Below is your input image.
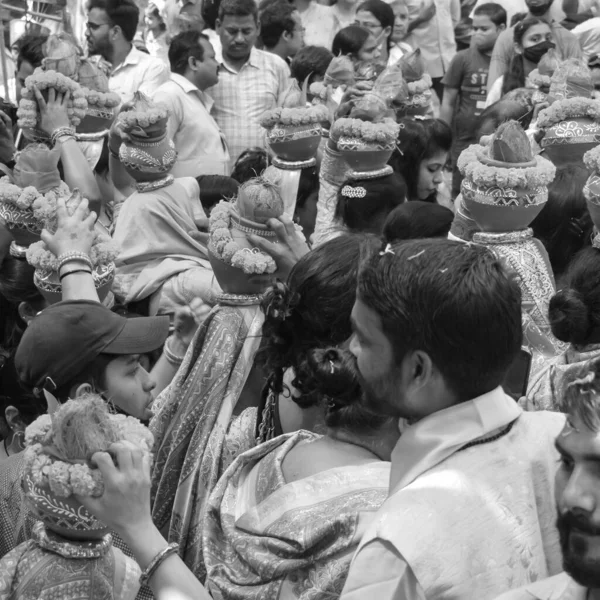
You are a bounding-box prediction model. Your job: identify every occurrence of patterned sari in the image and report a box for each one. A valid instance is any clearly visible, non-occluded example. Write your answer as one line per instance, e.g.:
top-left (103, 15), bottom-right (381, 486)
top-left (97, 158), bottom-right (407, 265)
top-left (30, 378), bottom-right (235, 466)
top-left (150, 301), bottom-right (264, 582)
top-left (204, 430), bottom-right (390, 600)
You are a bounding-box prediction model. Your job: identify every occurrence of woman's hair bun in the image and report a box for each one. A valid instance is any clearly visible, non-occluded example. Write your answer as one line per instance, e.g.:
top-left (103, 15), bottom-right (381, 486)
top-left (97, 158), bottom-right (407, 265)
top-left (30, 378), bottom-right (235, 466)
top-left (549, 287), bottom-right (591, 345)
top-left (307, 347), bottom-right (362, 408)
top-left (261, 280), bottom-right (297, 323)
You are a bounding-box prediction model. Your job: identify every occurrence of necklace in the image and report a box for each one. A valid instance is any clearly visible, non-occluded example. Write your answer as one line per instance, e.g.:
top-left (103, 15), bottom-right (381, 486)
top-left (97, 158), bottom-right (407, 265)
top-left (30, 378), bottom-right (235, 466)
top-left (459, 420), bottom-right (515, 452)
top-left (2, 436), bottom-right (10, 458)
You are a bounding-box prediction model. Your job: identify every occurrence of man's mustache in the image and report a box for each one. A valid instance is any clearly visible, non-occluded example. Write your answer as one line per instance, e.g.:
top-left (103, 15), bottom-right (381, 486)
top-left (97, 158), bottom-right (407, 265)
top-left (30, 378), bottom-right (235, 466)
top-left (558, 511), bottom-right (600, 536)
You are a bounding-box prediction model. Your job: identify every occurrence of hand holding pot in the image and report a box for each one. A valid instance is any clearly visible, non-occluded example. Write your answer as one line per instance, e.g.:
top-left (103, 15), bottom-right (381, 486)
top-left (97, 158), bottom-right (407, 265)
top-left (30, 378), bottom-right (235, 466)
top-left (33, 86), bottom-right (71, 136)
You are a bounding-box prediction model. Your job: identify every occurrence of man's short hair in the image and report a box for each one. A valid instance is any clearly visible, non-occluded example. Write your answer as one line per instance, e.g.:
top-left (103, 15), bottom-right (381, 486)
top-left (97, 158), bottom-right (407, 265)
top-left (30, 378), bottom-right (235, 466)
top-left (87, 0), bottom-right (140, 42)
top-left (218, 0), bottom-right (258, 23)
top-left (290, 45), bottom-right (333, 87)
top-left (260, 2), bottom-right (297, 49)
top-left (16, 33), bottom-right (48, 69)
top-left (168, 31), bottom-right (208, 74)
top-left (560, 358), bottom-right (600, 433)
top-left (473, 2), bottom-right (508, 26)
top-left (358, 239), bottom-right (522, 401)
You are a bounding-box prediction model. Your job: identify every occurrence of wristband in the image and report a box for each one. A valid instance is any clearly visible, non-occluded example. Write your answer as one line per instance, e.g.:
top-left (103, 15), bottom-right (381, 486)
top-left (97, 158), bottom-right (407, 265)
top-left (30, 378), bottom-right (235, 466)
top-left (139, 542), bottom-right (179, 586)
top-left (57, 252), bottom-right (93, 272)
top-left (59, 268), bottom-right (93, 282)
top-left (163, 336), bottom-right (186, 366)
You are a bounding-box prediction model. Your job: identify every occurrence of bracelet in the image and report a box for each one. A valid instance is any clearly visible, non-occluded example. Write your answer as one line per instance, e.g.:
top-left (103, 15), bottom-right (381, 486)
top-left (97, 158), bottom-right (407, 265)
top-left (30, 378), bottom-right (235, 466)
top-left (59, 268), bottom-right (93, 282)
top-left (55, 133), bottom-right (76, 146)
top-left (139, 542), bottom-right (179, 586)
top-left (57, 252), bottom-right (93, 272)
top-left (163, 336), bottom-right (185, 366)
top-left (109, 147), bottom-right (120, 159)
top-left (51, 126), bottom-right (75, 146)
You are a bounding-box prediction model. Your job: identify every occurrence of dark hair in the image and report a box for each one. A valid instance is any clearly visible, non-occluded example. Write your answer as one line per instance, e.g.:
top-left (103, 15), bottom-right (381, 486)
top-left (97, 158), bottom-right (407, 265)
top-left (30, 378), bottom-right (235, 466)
top-left (168, 31), bottom-right (208, 74)
top-left (147, 4), bottom-right (167, 31)
top-left (356, 0), bottom-right (394, 49)
top-left (196, 174), bottom-right (240, 214)
top-left (16, 33), bottom-right (49, 69)
top-left (358, 239), bottom-right (522, 401)
top-left (473, 2), bottom-right (507, 26)
top-left (559, 357), bottom-right (600, 432)
top-left (531, 164), bottom-right (592, 282)
top-left (475, 99), bottom-right (533, 139)
top-left (291, 45), bottom-right (334, 87)
top-left (549, 247), bottom-right (600, 346)
top-left (502, 17), bottom-right (546, 96)
top-left (87, 0), bottom-right (140, 42)
top-left (0, 257), bottom-right (44, 354)
top-left (383, 200), bottom-right (454, 241)
top-left (510, 10), bottom-right (528, 26)
top-left (307, 348), bottom-right (389, 432)
top-left (332, 24), bottom-right (371, 58)
top-left (0, 357), bottom-right (46, 425)
top-left (260, 2), bottom-right (297, 49)
top-left (202, 0), bottom-right (222, 29)
top-left (50, 353), bottom-right (115, 403)
top-left (259, 233), bottom-right (379, 408)
top-left (295, 164), bottom-right (319, 211)
top-left (231, 147), bottom-right (270, 183)
top-left (390, 118), bottom-right (452, 202)
top-left (335, 172), bottom-right (406, 234)
top-left (218, 0), bottom-right (258, 23)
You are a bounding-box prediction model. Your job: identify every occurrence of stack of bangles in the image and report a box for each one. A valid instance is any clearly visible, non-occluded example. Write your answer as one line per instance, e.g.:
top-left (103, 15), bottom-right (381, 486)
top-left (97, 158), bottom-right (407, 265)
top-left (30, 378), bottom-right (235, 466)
top-left (51, 127), bottom-right (76, 147)
top-left (139, 543), bottom-right (179, 586)
top-left (57, 251), bottom-right (93, 282)
top-left (163, 336), bottom-right (186, 366)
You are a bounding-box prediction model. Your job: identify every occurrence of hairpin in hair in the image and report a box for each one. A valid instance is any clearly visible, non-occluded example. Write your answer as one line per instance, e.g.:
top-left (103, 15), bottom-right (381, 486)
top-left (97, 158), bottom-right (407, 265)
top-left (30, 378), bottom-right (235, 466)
top-left (341, 185), bottom-right (367, 199)
top-left (329, 360), bottom-right (336, 375)
top-left (569, 217), bottom-right (584, 239)
top-left (593, 233), bottom-right (600, 250)
top-left (379, 243), bottom-right (395, 256)
top-left (9, 242), bottom-right (27, 258)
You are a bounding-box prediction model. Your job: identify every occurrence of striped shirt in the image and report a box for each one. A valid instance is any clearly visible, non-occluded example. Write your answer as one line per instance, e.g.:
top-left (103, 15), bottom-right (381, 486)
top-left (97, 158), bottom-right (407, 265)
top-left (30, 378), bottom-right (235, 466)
top-left (208, 47), bottom-right (289, 169)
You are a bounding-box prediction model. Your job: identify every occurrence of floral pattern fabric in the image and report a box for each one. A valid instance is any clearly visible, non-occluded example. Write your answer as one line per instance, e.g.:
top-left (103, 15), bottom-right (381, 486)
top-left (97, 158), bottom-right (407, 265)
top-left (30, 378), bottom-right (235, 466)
top-left (204, 430), bottom-right (391, 600)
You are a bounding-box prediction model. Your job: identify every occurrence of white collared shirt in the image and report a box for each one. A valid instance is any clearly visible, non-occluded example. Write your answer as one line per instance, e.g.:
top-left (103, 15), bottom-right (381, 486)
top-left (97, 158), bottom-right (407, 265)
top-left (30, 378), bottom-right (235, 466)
top-left (109, 45), bottom-right (170, 104)
top-left (207, 47), bottom-right (289, 167)
top-left (153, 73), bottom-right (230, 177)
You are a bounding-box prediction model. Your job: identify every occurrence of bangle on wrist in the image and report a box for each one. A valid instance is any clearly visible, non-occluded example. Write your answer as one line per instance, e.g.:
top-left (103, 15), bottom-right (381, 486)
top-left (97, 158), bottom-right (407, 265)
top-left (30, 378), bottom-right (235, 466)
top-left (57, 251), bottom-right (93, 272)
top-left (139, 542), bottom-right (179, 587)
top-left (59, 268), bottom-right (93, 282)
top-left (51, 126), bottom-right (75, 147)
top-left (163, 335), bottom-right (185, 366)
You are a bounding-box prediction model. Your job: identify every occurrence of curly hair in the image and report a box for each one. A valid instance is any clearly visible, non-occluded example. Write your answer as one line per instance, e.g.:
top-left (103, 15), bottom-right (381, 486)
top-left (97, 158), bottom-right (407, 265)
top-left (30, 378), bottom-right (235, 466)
top-left (258, 233), bottom-right (379, 409)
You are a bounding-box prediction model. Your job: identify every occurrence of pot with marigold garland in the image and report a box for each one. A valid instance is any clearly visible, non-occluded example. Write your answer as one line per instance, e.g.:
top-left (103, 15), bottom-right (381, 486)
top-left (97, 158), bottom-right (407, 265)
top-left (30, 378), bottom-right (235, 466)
top-left (583, 144), bottom-right (600, 231)
top-left (457, 120), bottom-right (565, 375)
top-left (0, 394), bottom-right (151, 600)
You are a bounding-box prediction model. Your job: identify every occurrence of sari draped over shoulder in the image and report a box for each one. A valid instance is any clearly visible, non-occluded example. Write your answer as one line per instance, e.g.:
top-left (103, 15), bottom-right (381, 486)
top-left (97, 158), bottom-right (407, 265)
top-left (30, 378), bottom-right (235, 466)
top-left (524, 343), bottom-right (600, 411)
top-left (150, 302), bottom-right (264, 582)
top-left (204, 430), bottom-right (391, 600)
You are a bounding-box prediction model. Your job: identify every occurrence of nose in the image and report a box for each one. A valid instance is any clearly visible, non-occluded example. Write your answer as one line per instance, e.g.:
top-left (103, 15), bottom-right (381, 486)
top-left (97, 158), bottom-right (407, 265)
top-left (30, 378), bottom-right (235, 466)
top-left (433, 171), bottom-right (443, 185)
top-left (142, 368), bottom-right (157, 393)
top-left (234, 31), bottom-right (245, 43)
top-left (561, 467), bottom-right (597, 514)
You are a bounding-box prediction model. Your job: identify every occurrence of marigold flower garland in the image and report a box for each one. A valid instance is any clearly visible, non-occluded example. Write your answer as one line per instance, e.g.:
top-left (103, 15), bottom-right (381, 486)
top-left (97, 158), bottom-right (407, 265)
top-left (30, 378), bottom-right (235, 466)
top-left (331, 117), bottom-right (400, 144)
top-left (24, 411), bottom-right (153, 497)
top-left (209, 201), bottom-right (277, 275)
top-left (260, 105), bottom-right (330, 129)
top-left (83, 88), bottom-right (121, 111)
top-left (584, 144), bottom-right (600, 173)
top-left (457, 144), bottom-right (556, 188)
top-left (406, 73), bottom-right (432, 96)
top-left (528, 69), bottom-right (551, 90)
top-left (537, 97), bottom-right (600, 129)
top-left (117, 104), bottom-right (169, 130)
top-left (0, 176), bottom-right (41, 210)
top-left (17, 69), bottom-right (88, 129)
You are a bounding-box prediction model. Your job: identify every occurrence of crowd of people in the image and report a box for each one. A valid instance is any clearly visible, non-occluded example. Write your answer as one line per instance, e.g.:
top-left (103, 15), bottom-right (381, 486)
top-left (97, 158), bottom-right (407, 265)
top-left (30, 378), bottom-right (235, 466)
top-left (2, 0), bottom-right (600, 598)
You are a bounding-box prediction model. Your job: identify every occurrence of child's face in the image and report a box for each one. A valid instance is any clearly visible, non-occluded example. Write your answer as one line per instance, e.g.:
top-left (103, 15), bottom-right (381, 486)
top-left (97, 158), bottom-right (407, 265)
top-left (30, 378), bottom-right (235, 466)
top-left (357, 34), bottom-right (382, 63)
top-left (472, 15), bottom-right (502, 52)
top-left (391, 3), bottom-right (409, 43)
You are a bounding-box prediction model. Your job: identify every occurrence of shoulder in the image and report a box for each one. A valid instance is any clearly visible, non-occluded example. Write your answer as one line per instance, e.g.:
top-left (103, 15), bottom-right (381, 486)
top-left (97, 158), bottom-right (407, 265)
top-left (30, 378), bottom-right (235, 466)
top-left (493, 26), bottom-right (515, 50)
top-left (494, 572), bottom-right (580, 600)
top-left (552, 22), bottom-right (579, 41)
top-left (255, 49), bottom-right (289, 72)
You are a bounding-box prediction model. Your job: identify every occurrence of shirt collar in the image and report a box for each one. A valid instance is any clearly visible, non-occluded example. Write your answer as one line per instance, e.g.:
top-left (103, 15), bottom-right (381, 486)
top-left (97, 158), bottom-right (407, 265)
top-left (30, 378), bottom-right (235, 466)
top-left (389, 387), bottom-right (522, 493)
top-left (220, 46), bottom-right (260, 73)
top-left (169, 73), bottom-right (214, 110)
top-left (114, 45), bottom-right (143, 71)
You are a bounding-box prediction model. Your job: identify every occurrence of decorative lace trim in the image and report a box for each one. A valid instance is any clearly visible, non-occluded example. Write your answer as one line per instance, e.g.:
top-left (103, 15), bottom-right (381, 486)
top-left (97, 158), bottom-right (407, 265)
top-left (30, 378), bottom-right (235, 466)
top-left (136, 175), bottom-right (174, 193)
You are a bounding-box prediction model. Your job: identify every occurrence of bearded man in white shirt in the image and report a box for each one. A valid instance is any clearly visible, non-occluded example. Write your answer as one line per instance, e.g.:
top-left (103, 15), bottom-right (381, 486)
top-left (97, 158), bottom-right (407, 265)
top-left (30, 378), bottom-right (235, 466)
top-left (153, 31), bottom-right (230, 177)
top-left (495, 357), bottom-right (600, 600)
top-left (86, 0), bottom-right (170, 104)
top-left (340, 238), bottom-right (565, 600)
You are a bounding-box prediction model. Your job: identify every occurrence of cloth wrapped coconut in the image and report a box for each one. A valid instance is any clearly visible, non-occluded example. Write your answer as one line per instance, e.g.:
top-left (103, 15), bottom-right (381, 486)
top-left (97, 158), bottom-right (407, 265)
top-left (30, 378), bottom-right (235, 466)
top-left (42, 33), bottom-right (80, 80)
top-left (13, 143), bottom-right (62, 194)
top-left (529, 49), bottom-right (561, 104)
top-left (547, 58), bottom-right (593, 103)
top-left (393, 49), bottom-right (433, 117)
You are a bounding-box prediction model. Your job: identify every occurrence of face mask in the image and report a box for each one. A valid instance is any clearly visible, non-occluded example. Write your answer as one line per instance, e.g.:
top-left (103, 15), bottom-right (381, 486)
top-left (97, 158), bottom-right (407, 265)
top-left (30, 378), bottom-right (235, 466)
top-left (523, 40), bottom-right (555, 64)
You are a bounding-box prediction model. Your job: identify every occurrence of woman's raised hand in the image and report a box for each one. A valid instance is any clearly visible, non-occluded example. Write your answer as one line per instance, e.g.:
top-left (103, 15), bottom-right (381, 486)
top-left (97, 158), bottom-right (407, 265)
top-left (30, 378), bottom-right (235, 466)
top-left (33, 86), bottom-right (71, 135)
top-left (41, 196), bottom-right (96, 258)
top-left (75, 441), bottom-right (153, 539)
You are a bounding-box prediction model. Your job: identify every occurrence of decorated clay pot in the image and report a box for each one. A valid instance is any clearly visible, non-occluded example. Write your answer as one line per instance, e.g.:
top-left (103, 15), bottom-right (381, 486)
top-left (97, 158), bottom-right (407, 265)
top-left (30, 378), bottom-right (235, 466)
top-left (584, 172), bottom-right (600, 230)
top-left (21, 127), bottom-right (51, 144)
top-left (541, 117), bottom-right (600, 166)
top-left (119, 132), bottom-right (177, 183)
top-left (461, 177), bottom-right (548, 233)
top-left (78, 107), bottom-right (115, 135)
top-left (34, 262), bottom-right (115, 304)
top-left (266, 123), bottom-right (322, 162)
top-left (336, 136), bottom-right (395, 172)
top-left (23, 472), bottom-right (108, 541)
top-left (208, 249), bottom-right (271, 296)
top-left (0, 204), bottom-right (43, 246)
top-left (128, 116), bottom-right (170, 143)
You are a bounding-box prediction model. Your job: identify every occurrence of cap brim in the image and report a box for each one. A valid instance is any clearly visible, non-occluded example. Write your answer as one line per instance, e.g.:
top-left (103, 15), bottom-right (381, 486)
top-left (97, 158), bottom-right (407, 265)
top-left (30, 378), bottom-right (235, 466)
top-left (103, 315), bottom-right (170, 355)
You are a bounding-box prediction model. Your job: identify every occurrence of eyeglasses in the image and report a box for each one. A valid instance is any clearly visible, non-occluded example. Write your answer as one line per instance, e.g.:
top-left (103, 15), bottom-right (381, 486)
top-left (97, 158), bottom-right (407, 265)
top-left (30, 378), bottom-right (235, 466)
top-left (355, 20), bottom-right (383, 31)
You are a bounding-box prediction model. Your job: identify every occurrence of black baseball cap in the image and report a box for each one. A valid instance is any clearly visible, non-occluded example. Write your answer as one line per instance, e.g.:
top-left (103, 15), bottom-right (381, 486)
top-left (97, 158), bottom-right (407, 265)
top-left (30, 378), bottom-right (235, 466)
top-left (15, 300), bottom-right (169, 392)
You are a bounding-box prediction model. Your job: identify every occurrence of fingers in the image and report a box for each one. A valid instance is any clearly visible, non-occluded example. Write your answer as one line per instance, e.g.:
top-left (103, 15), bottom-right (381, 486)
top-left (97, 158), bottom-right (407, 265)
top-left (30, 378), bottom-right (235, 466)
top-left (267, 218), bottom-right (288, 243)
top-left (55, 197), bottom-right (68, 221)
top-left (32, 85), bottom-right (47, 111)
top-left (62, 90), bottom-right (71, 106)
top-left (247, 233), bottom-right (278, 256)
top-left (40, 228), bottom-right (52, 245)
top-left (89, 450), bottom-right (119, 476)
top-left (193, 216), bottom-right (209, 231)
top-left (84, 211), bottom-right (96, 230)
top-left (188, 230), bottom-right (209, 245)
top-left (278, 214), bottom-right (297, 238)
top-left (74, 197), bottom-right (90, 219)
top-left (48, 87), bottom-right (56, 104)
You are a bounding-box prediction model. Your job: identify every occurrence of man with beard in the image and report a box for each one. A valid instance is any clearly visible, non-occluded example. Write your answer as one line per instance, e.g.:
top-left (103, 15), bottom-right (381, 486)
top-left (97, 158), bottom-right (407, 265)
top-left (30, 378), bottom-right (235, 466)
top-left (495, 358), bottom-right (600, 599)
top-left (340, 238), bottom-right (565, 600)
top-left (86, 0), bottom-right (169, 103)
top-left (486, 0), bottom-right (581, 93)
top-left (207, 0), bottom-right (290, 168)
